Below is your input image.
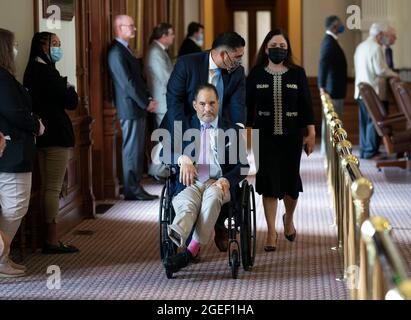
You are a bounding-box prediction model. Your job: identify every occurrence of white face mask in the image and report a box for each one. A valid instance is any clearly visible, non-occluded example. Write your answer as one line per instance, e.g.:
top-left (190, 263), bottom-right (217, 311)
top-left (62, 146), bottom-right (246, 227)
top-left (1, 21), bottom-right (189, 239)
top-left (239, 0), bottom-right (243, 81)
top-left (13, 47), bottom-right (18, 59)
top-left (195, 33), bottom-right (204, 47)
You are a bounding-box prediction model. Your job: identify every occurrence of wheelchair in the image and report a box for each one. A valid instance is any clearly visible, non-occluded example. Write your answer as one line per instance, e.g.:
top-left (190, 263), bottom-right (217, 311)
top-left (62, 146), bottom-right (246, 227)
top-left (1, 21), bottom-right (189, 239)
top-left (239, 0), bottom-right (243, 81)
top-left (159, 168), bottom-right (257, 279)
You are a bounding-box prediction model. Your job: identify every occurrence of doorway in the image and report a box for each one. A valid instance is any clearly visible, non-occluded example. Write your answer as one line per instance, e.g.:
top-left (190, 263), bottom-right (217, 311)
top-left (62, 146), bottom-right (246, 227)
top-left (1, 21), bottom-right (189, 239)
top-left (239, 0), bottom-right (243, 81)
top-left (225, 0), bottom-right (287, 74)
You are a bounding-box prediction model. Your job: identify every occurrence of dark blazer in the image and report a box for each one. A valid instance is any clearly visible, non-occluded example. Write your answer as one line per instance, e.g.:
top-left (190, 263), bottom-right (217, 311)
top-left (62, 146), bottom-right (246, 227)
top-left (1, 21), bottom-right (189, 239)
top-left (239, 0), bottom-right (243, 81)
top-left (108, 39), bottom-right (152, 120)
top-left (168, 116), bottom-right (249, 200)
top-left (318, 34), bottom-right (348, 100)
top-left (178, 38), bottom-right (202, 57)
top-left (161, 52), bottom-right (246, 133)
top-left (246, 66), bottom-right (315, 135)
top-left (0, 67), bottom-right (40, 173)
top-left (24, 60), bottom-right (78, 148)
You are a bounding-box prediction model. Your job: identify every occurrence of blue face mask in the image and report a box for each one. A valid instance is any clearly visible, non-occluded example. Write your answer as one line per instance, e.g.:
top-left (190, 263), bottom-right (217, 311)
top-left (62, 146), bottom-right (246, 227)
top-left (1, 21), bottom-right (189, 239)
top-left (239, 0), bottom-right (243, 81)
top-left (337, 25), bottom-right (345, 34)
top-left (50, 47), bottom-right (63, 62)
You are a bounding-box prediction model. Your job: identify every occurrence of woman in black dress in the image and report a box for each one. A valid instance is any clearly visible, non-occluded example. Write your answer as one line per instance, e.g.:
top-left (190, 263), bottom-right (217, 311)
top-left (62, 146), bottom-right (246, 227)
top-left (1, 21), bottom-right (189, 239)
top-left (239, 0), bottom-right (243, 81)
top-left (246, 29), bottom-right (315, 251)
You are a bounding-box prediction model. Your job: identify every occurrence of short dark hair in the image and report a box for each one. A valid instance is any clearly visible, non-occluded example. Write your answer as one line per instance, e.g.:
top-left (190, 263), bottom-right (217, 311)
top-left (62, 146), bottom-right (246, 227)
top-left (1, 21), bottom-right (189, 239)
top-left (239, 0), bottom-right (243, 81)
top-left (212, 32), bottom-right (245, 51)
top-left (187, 22), bottom-right (204, 37)
top-left (325, 16), bottom-right (340, 30)
top-left (194, 84), bottom-right (219, 101)
top-left (149, 22), bottom-right (173, 44)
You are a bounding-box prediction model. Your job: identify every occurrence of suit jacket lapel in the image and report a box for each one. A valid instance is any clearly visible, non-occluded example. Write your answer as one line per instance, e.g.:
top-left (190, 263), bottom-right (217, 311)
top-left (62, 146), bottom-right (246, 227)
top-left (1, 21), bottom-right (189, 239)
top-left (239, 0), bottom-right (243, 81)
top-left (200, 52), bottom-right (210, 85)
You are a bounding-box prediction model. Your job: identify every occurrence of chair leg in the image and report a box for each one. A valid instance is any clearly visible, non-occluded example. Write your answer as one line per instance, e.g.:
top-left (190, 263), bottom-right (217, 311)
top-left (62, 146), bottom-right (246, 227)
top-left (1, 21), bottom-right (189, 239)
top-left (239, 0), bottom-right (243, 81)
top-left (376, 159), bottom-right (410, 170)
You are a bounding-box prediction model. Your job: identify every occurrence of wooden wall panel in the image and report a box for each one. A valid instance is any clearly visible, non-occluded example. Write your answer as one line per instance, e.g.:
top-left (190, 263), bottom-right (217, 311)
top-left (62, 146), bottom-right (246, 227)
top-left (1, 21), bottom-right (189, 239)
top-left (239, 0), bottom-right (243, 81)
top-left (308, 77), bottom-right (359, 145)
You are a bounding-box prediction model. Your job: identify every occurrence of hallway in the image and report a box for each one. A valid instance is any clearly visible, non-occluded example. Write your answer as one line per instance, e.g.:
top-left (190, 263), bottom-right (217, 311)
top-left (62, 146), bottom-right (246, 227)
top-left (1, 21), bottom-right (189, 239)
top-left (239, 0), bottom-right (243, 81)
top-left (1, 151), bottom-right (349, 300)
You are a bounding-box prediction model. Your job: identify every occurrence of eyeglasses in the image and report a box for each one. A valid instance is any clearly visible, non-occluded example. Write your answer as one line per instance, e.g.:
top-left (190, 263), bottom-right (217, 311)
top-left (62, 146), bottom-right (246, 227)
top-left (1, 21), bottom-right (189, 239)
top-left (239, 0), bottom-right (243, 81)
top-left (121, 24), bottom-right (136, 29)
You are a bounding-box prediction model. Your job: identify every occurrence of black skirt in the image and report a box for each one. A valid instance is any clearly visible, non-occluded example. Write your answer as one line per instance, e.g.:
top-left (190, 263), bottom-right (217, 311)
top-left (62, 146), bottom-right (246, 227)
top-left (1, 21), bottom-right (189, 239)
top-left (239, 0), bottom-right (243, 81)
top-left (256, 133), bottom-right (304, 200)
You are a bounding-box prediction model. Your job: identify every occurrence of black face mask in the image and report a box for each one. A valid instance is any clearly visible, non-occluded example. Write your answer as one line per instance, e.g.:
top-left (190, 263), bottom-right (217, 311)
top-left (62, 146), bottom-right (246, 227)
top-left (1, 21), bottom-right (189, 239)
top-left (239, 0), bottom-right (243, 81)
top-left (268, 48), bottom-right (288, 65)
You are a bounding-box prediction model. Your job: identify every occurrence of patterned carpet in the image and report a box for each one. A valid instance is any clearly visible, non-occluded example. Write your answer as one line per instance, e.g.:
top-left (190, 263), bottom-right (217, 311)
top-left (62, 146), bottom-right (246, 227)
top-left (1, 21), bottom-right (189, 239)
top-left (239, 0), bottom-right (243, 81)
top-left (1, 149), bottom-right (409, 300)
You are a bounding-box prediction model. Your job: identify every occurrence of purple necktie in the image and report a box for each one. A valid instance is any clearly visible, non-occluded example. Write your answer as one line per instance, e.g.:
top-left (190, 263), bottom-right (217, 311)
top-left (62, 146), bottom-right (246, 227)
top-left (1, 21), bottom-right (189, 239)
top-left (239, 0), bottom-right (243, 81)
top-left (197, 123), bottom-right (211, 183)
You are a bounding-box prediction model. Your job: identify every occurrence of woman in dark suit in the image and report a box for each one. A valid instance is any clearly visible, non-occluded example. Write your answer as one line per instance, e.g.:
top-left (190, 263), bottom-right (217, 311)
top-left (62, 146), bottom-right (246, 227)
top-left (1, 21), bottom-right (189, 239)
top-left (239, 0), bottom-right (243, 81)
top-left (0, 29), bottom-right (43, 277)
top-left (24, 32), bottom-right (79, 254)
top-left (246, 29), bottom-right (315, 252)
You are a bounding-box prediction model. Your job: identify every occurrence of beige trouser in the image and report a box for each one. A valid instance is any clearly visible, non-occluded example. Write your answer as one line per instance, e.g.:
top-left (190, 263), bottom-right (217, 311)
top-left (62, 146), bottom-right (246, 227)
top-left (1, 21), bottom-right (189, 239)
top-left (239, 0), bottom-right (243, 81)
top-left (0, 172), bottom-right (32, 263)
top-left (38, 148), bottom-right (70, 224)
top-left (168, 180), bottom-right (231, 247)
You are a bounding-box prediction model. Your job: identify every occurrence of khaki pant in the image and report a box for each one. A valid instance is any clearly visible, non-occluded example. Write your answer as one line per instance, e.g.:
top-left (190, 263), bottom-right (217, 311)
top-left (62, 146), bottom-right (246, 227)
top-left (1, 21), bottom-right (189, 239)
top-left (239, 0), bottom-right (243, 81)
top-left (168, 180), bottom-right (230, 247)
top-left (38, 148), bottom-right (70, 224)
top-left (0, 172), bottom-right (32, 258)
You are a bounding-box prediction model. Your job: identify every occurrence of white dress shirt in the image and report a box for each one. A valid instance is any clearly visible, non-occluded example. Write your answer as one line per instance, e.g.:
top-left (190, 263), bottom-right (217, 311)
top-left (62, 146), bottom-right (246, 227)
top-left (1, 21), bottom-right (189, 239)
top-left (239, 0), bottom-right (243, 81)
top-left (178, 117), bottom-right (225, 181)
top-left (326, 30), bottom-right (338, 41)
top-left (354, 36), bottom-right (397, 99)
top-left (208, 53), bottom-right (219, 85)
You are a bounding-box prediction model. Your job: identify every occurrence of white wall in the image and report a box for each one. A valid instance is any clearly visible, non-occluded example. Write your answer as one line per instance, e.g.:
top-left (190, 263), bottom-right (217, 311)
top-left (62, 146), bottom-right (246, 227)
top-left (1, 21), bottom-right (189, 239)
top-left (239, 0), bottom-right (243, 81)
top-left (184, 0), bottom-right (200, 37)
top-left (38, 0), bottom-right (77, 87)
top-left (303, 0), bottom-right (362, 77)
top-left (0, 0), bottom-right (34, 82)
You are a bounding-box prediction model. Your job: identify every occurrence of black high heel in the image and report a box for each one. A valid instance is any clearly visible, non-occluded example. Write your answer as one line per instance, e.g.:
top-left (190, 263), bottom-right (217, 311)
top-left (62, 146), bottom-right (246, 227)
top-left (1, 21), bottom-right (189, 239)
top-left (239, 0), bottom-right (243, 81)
top-left (264, 232), bottom-right (278, 252)
top-left (283, 214), bottom-right (296, 242)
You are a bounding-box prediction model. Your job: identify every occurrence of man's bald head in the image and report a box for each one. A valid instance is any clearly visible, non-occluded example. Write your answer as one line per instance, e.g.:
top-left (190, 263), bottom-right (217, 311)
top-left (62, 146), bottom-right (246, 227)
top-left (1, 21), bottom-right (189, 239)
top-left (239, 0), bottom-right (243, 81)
top-left (113, 15), bottom-right (136, 41)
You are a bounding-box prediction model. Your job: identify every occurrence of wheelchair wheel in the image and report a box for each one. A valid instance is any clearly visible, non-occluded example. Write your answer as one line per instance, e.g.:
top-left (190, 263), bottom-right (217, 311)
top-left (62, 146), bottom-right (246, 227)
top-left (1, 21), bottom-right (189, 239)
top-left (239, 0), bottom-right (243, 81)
top-left (240, 181), bottom-right (257, 271)
top-left (159, 184), bottom-right (177, 261)
top-left (231, 249), bottom-right (239, 279)
top-left (159, 185), bottom-right (168, 260)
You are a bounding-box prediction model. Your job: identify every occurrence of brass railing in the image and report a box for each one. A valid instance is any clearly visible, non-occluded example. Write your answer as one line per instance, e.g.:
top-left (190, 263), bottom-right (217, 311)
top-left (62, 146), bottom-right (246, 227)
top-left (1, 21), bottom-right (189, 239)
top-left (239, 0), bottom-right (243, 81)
top-left (321, 92), bottom-right (373, 300)
top-left (361, 217), bottom-right (411, 300)
top-left (321, 92), bottom-right (410, 300)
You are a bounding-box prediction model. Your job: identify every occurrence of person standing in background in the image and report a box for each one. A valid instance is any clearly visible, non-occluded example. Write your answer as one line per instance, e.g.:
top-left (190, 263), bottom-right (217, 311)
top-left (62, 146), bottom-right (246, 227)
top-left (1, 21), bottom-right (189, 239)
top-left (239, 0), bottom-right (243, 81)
top-left (379, 26), bottom-right (398, 113)
top-left (318, 15), bottom-right (347, 156)
top-left (0, 28), bottom-right (44, 276)
top-left (24, 32), bottom-right (80, 254)
top-left (178, 22), bottom-right (204, 57)
top-left (145, 23), bottom-right (175, 181)
top-left (354, 23), bottom-right (399, 160)
top-left (383, 27), bottom-right (397, 70)
top-left (108, 15), bottom-right (159, 201)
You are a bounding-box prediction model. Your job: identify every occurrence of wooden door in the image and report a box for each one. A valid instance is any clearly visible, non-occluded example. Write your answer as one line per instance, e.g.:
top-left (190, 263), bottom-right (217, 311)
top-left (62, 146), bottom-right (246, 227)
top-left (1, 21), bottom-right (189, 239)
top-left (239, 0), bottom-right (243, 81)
top-left (224, 0), bottom-right (288, 74)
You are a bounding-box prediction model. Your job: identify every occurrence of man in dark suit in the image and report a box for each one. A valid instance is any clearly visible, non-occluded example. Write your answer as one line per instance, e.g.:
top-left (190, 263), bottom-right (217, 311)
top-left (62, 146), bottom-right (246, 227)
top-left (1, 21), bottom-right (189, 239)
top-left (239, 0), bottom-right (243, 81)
top-left (163, 84), bottom-right (249, 274)
top-left (108, 15), bottom-right (159, 201)
top-left (178, 22), bottom-right (204, 57)
top-left (318, 15), bottom-right (348, 155)
top-left (161, 32), bottom-right (246, 252)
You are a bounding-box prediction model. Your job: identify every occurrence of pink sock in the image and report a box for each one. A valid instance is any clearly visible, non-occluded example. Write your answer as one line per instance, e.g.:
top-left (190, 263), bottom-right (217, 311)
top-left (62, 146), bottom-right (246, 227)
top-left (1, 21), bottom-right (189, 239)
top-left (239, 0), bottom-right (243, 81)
top-left (187, 240), bottom-right (200, 257)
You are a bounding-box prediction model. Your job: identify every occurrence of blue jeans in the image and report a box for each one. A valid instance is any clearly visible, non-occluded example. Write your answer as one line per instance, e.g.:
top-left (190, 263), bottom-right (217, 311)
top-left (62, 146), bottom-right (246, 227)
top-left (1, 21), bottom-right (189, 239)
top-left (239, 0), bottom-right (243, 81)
top-left (357, 99), bottom-right (381, 159)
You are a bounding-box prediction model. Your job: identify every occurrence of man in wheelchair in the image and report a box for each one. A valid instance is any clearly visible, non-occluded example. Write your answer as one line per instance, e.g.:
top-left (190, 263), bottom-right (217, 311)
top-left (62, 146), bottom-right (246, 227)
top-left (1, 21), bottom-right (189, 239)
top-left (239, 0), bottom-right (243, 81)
top-left (162, 84), bottom-right (249, 274)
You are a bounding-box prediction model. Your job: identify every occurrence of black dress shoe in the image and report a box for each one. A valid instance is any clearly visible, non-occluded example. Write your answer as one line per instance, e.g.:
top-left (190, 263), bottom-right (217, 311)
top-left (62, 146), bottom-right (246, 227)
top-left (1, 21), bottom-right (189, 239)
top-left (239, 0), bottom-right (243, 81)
top-left (264, 232), bottom-right (278, 252)
top-left (163, 249), bottom-right (193, 273)
top-left (125, 192), bottom-right (158, 201)
top-left (283, 214), bottom-right (296, 242)
top-left (42, 242), bottom-right (79, 255)
top-left (214, 226), bottom-right (228, 252)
